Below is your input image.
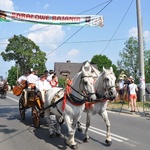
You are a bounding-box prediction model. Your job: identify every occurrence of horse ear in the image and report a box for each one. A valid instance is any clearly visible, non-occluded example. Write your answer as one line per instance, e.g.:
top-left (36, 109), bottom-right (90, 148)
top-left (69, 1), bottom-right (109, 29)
top-left (110, 67), bottom-right (113, 72)
top-left (82, 66), bottom-right (91, 75)
top-left (103, 66), bottom-right (106, 72)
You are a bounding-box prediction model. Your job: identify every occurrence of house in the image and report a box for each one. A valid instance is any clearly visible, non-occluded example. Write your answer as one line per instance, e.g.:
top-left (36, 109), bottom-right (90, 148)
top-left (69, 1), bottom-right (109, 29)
top-left (54, 60), bottom-right (99, 79)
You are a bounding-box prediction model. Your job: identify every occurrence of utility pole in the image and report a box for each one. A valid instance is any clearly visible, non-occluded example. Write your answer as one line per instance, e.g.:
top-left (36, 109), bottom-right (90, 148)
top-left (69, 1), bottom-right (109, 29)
top-left (136, 0), bottom-right (145, 102)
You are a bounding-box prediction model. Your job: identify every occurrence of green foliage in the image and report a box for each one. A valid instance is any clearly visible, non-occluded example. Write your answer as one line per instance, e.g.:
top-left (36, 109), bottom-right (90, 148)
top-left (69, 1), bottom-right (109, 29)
top-left (117, 37), bottom-right (139, 82)
top-left (1, 35), bottom-right (47, 75)
top-left (58, 78), bottom-right (65, 88)
top-left (7, 66), bottom-right (18, 86)
top-left (90, 54), bottom-right (118, 76)
top-left (144, 50), bottom-right (150, 83)
top-left (117, 36), bottom-right (150, 83)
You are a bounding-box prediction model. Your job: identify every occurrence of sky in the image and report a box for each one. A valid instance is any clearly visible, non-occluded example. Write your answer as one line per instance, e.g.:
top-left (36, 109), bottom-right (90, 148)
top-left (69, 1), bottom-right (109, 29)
top-left (0, 0), bottom-right (150, 79)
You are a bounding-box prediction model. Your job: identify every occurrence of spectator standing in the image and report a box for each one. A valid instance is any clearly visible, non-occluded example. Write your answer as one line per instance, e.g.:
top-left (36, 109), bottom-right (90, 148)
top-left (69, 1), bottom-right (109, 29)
top-left (129, 79), bottom-right (138, 112)
top-left (124, 76), bottom-right (132, 101)
top-left (118, 77), bottom-right (125, 103)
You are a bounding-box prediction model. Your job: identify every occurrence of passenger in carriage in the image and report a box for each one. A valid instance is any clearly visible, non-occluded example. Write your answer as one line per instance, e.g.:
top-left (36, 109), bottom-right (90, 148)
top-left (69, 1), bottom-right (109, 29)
top-left (49, 74), bottom-right (59, 87)
top-left (35, 74), bottom-right (52, 104)
top-left (44, 70), bottom-right (49, 80)
top-left (17, 71), bottom-right (30, 84)
top-left (27, 68), bottom-right (39, 87)
top-left (47, 69), bottom-right (54, 82)
top-left (17, 71), bottom-right (30, 105)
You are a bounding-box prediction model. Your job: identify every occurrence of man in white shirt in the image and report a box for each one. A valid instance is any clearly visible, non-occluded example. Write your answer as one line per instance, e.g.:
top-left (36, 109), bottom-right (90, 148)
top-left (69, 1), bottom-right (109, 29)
top-left (27, 69), bottom-right (39, 86)
top-left (36, 74), bottom-right (52, 104)
top-left (17, 71), bottom-right (29, 84)
top-left (17, 71), bottom-right (30, 105)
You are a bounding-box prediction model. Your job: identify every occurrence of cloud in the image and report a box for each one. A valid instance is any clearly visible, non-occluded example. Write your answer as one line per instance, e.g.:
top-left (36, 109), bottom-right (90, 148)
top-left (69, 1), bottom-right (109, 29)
top-left (128, 27), bottom-right (150, 42)
top-left (67, 49), bottom-right (80, 57)
top-left (0, 0), bottom-right (14, 10)
top-left (27, 24), bottom-right (65, 51)
top-left (43, 4), bottom-right (49, 9)
top-left (128, 27), bottom-right (137, 38)
top-left (143, 30), bottom-right (150, 42)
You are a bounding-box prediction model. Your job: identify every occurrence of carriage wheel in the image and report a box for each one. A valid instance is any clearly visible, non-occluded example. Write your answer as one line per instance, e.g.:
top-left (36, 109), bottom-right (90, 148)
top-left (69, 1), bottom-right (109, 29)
top-left (3, 91), bottom-right (7, 99)
top-left (19, 97), bottom-right (25, 120)
top-left (31, 106), bottom-right (40, 128)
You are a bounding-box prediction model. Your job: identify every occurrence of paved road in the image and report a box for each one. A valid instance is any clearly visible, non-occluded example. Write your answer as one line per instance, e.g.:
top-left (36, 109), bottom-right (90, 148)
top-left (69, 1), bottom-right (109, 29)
top-left (0, 92), bottom-right (150, 150)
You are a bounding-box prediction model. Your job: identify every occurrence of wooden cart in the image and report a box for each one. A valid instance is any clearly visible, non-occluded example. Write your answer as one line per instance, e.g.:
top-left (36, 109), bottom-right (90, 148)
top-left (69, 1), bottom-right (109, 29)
top-left (19, 87), bottom-right (44, 128)
top-left (0, 81), bottom-right (8, 99)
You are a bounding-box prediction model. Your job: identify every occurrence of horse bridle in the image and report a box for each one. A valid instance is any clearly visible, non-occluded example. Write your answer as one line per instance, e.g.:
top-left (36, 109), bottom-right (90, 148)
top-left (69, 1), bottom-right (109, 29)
top-left (95, 72), bottom-right (116, 100)
top-left (80, 75), bottom-right (96, 98)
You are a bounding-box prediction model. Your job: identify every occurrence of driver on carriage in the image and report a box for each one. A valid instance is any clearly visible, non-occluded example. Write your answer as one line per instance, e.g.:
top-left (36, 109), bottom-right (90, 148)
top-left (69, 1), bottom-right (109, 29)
top-left (17, 71), bottom-right (30, 85)
top-left (17, 71), bottom-right (30, 104)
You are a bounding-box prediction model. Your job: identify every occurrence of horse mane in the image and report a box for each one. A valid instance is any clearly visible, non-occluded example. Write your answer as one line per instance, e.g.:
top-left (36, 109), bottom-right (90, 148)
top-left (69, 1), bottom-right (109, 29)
top-left (71, 72), bottom-right (82, 94)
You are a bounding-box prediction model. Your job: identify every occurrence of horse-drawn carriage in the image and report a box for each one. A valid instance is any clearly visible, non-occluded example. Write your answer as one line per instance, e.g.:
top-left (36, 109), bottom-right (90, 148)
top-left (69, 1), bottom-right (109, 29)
top-left (0, 80), bottom-right (8, 98)
top-left (13, 80), bottom-right (44, 128)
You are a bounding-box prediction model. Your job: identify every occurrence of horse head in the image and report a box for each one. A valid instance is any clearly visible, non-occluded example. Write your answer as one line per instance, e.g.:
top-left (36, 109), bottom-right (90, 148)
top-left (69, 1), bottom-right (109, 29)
top-left (95, 67), bottom-right (117, 100)
top-left (71, 64), bottom-right (96, 102)
top-left (80, 65), bottom-right (97, 101)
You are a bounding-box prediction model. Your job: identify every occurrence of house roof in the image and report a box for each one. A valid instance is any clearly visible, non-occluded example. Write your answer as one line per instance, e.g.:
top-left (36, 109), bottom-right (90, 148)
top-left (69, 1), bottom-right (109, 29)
top-left (54, 61), bottom-right (99, 79)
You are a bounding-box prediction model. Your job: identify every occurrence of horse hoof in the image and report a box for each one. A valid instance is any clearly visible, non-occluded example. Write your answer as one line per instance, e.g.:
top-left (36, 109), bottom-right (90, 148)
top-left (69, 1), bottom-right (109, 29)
top-left (50, 133), bottom-right (55, 138)
top-left (77, 127), bottom-right (82, 133)
top-left (56, 133), bottom-right (62, 137)
top-left (64, 140), bottom-right (78, 149)
top-left (64, 139), bottom-right (69, 146)
top-left (83, 137), bottom-right (88, 143)
top-left (105, 140), bottom-right (112, 146)
top-left (70, 144), bottom-right (78, 150)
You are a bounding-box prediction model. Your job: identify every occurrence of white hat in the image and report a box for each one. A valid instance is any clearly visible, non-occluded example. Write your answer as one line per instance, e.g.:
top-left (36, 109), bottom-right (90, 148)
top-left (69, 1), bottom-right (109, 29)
top-left (129, 76), bottom-right (133, 79)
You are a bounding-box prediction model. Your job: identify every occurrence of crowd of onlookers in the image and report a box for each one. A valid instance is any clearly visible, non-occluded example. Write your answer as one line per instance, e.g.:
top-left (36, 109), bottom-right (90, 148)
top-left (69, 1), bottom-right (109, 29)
top-left (116, 76), bottom-right (138, 112)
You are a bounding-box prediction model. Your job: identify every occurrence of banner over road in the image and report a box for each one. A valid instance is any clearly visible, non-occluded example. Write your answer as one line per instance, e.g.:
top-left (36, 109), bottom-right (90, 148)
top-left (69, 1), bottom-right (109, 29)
top-left (0, 10), bottom-right (104, 27)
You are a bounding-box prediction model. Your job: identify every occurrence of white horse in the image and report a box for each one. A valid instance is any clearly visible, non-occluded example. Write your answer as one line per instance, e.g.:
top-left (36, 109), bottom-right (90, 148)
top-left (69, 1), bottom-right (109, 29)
top-left (77, 67), bottom-right (117, 146)
top-left (44, 64), bottom-right (96, 149)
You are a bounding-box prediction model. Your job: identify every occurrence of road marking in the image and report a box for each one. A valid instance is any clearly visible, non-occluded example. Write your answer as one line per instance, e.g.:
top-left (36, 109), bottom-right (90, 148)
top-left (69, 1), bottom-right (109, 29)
top-left (6, 94), bottom-right (136, 146)
top-left (81, 123), bottom-right (128, 142)
top-left (6, 96), bottom-right (19, 102)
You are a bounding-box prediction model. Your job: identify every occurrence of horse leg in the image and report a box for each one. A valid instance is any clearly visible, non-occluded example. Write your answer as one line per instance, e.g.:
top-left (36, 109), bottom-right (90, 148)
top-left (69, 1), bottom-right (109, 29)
top-left (77, 121), bottom-right (82, 132)
top-left (100, 110), bottom-right (112, 146)
top-left (83, 111), bottom-right (90, 142)
top-left (45, 109), bottom-right (55, 137)
top-left (64, 115), bottom-right (78, 149)
top-left (55, 116), bottom-right (62, 137)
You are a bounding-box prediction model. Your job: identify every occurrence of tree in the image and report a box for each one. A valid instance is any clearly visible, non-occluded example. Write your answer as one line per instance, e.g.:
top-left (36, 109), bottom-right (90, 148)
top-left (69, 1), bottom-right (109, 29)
top-left (117, 37), bottom-right (139, 82)
top-left (144, 50), bottom-right (150, 83)
top-left (90, 54), bottom-right (118, 77)
top-left (1, 35), bottom-right (47, 75)
top-left (117, 37), bottom-right (150, 83)
top-left (7, 66), bottom-right (18, 87)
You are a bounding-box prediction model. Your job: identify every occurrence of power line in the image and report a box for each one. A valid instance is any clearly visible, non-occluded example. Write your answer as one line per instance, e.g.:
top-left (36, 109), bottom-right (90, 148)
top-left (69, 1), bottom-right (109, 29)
top-left (0, 0), bottom-right (112, 41)
top-left (46, 0), bottom-right (113, 56)
top-left (100, 0), bottom-right (134, 54)
top-left (0, 37), bottom-right (128, 45)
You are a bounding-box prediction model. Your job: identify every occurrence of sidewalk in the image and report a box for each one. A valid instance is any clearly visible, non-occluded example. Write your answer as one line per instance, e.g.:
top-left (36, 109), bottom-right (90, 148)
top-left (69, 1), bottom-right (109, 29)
top-left (107, 101), bottom-right (150, 117)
